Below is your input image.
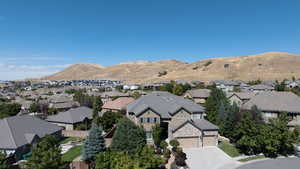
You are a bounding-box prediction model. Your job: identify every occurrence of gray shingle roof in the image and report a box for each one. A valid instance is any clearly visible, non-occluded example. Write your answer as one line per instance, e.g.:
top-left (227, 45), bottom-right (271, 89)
top-left (242, 92), bottom-right (300, 113)
top-left (172, 119), bottom-right (219, 133)
top-left (185, 89), bottom-right (211, 98)
top-left (227, 92), bottom-right (257, 100)
top-left (47, 106), bottom-right (93, 124)
top-left (249, 84), bottom-right (274, 90)
top-left (127, 91), bottom-right (205, 118)
top-left (0, 115), bottom-right (62, 149)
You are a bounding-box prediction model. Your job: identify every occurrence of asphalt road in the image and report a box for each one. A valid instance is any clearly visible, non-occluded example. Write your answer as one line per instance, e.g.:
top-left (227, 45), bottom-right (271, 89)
top-left (236, 158), bottom-right (300, 169)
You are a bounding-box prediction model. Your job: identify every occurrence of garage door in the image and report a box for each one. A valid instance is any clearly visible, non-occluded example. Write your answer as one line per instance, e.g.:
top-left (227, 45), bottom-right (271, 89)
top-left (176, 137), bottom-right (200, 148)
top-left (203, 136), bottom-right (217, 146)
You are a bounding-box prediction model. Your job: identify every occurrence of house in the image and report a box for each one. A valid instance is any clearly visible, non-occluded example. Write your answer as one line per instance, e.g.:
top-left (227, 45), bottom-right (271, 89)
top-left (184, 89), bottom-right (211, 104)
top-left (126, 91), bottom-right (219, 148)
top-left (0, 115), bottom-right (62, 160)
top-left (47, 107), bottom-right (93, 130)
top-left (247, 84), bottom-right (274, 93)
top-left (48, 94), bottom-right (79, 111)
top-left (285, 80), bottom-right (300, 89)
top-left (242, 92), bottom-right (300, 127)
top-left (100, 91), bottom-right (130, 103)
top-left (214, 80), bottom-right (240, 92)
top-left (102, 97), bottom-right (135, 113)
top-left (227, 92), bottom-right (257, 107)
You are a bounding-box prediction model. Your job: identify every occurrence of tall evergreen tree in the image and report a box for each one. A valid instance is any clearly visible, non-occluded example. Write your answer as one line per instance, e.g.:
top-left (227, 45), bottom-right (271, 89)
top-left (82, 123), bottom-right (106, 161)
top-left (111, 118), bottom-right (146, 154)
top-left (27, 135), bottom-right (63, 169)
top-left (204, 87), bottom-right (229, 124)
top-left (93, 96), bottom-right (103, 119)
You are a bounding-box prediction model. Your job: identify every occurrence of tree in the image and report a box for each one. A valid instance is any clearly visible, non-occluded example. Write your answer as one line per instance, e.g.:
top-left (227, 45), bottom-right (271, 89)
top-left (111, 118), bottom-right (146, 154)
top-left (0, 151), bottom-right (9, 169)
top-left (235, 112), bottom-right (262, 155)
top-left (82, 123), bottom-right (106, 161)
top-left (134, 146), bottom-right (164, 169)
top-left (131, 92), bottom-right (141, 99)
top-left (27, 135), bottom-right (63, 169)
top-left (222, 102), bottom-right (240, 141)
top-left (152, 124), bottom-right (162, 147)
top-left (97, 111), bottom-right (123, 132)
top-left (29, 102), bottom-right (39, 113)
top-left (96, 151), bottom-right (135, 169)
top-left (0, 103), bottom-right (21, 119)
top-left (172, 84), bottom-right (184, 96)
top-left (93, 96), bottom-right (103, 119)
top-left (261, 112), bottom-right (296, 157)
top-left (275, 81), bottom-right (286, 91)
top-left (204, 87), bottom-right (229, 124)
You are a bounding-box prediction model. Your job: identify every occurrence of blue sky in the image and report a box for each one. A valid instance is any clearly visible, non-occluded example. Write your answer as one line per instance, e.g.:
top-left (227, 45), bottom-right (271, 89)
top-left (0, 0), bottom-right (300, 80)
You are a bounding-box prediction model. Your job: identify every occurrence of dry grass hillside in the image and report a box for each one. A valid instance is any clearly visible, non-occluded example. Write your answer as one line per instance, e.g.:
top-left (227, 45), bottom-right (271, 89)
top-left (41, 52), bottom-right (300, 83)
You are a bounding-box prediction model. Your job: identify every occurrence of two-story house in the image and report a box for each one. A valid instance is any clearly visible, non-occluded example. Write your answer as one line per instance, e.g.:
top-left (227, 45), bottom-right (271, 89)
top-left (126, 92), bottom-right (219, 148)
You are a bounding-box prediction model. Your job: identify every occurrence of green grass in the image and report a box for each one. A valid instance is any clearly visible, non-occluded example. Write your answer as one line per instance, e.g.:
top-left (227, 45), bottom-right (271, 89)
top-left (62, 145), bottom-right (83, 162)
top-left (238, 155), bottom-right (266, 162)
top-left (59, 137), bottom-right (84, 144)
top-left (218, 141), bottom-right (241, 157)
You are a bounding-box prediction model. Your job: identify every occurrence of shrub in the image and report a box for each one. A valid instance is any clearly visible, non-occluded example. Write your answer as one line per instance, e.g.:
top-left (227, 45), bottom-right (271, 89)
top-left (204, 60), bottom-right (212, 67)
top-left (160, 141), bottom-right (168, 150)
top-left (169, 139), bottom-right (180, 148)
top-left (163, 148), bottom-right (171, 159)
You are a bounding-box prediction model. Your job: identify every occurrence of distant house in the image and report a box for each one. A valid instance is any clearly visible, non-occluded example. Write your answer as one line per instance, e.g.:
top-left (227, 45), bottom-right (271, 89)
top-left (242, 92), bottom-right (300, 127)
top-left (247, 84), bottom-right (274, 93)
top-left (227, 92), bottom-right (257, 107)
top-left (126, 91), bottom-right (219, 148)
top-left (184, 89), bottom-right (211, 104)
top-left (48, 94), bottom-right (79, 111)
top-left (285, 80), bottom-right (300, 89)
top-left (214, 80), bottom-right (240, 92)
top-left (47, 107), bottom-right (93, 130)
top-left (100, 91), bottom-right (130, 103)
top-left (0, 115), bottom-right (62, 160)
top-left (102, 97), bottom-right (135, 113)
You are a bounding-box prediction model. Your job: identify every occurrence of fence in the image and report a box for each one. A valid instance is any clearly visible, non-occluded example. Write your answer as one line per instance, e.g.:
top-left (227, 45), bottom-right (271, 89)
top-left (62, 130), bottom-right (89, 138)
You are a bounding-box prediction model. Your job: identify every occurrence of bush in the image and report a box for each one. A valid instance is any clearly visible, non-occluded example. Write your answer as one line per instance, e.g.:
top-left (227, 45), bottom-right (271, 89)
top-left (160, 141), bottom-right (168, 150)
top-left (174, 149), bottom-right (187, 166)
top-left (169, 139), bottom-right (179, 148)
top-left (163, 148), bottom-right (171, 159)
top-left (204, 60), bottom-right (212, 67)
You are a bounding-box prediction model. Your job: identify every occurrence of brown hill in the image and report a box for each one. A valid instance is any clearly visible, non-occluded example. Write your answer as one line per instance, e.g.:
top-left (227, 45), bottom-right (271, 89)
top-left (41, 52), bottom-right (300, 83)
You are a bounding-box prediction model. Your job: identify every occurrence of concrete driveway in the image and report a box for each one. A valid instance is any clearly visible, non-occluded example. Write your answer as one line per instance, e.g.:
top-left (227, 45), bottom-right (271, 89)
top-left (236, 158), bottom-right (300, 169)
top-left (184, 147), bottom-right (241, 169)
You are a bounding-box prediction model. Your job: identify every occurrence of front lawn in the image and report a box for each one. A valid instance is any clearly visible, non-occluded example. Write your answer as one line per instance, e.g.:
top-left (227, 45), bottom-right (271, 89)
top-left (59, 137), bottom-right (84, 144)
top-left (62, 145), bottom-right (83, 162)
top-left (238, 155), bottom-right (266, 162)
top-left (218, 141), bottom-right (241, 157)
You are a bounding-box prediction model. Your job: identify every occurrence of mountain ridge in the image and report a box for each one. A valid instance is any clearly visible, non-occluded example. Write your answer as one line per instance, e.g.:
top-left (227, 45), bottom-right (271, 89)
top-left (41, 52), bottom-right (300, 83)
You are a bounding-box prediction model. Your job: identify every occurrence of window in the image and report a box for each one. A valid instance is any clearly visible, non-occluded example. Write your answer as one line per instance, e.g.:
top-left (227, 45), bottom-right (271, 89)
top-left (192, 113), bottom-right (202, 119)
top-left (153, 117), bottom-right (157, 123)
top-left (147, 117), bottom-right (150, 123)
top-left (140, 118), bottom-right (144, 124)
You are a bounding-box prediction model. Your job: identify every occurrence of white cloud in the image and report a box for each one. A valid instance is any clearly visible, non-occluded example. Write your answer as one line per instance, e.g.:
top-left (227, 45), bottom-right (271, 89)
top-left (0, 63), bottom-right (70, 80)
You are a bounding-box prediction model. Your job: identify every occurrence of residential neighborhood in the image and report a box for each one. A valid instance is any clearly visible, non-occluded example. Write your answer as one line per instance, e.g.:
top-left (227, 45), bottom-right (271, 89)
top-left (1, 78), bottom-right (300, 169)
top-left (1, 1), bottom-right (300, 169)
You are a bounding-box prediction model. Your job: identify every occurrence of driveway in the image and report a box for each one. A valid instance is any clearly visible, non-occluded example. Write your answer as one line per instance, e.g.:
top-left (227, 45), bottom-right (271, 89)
top-left (184, 147), bottom-right (241, 169)
top-left (236, 158), bottom-right (300, 169)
